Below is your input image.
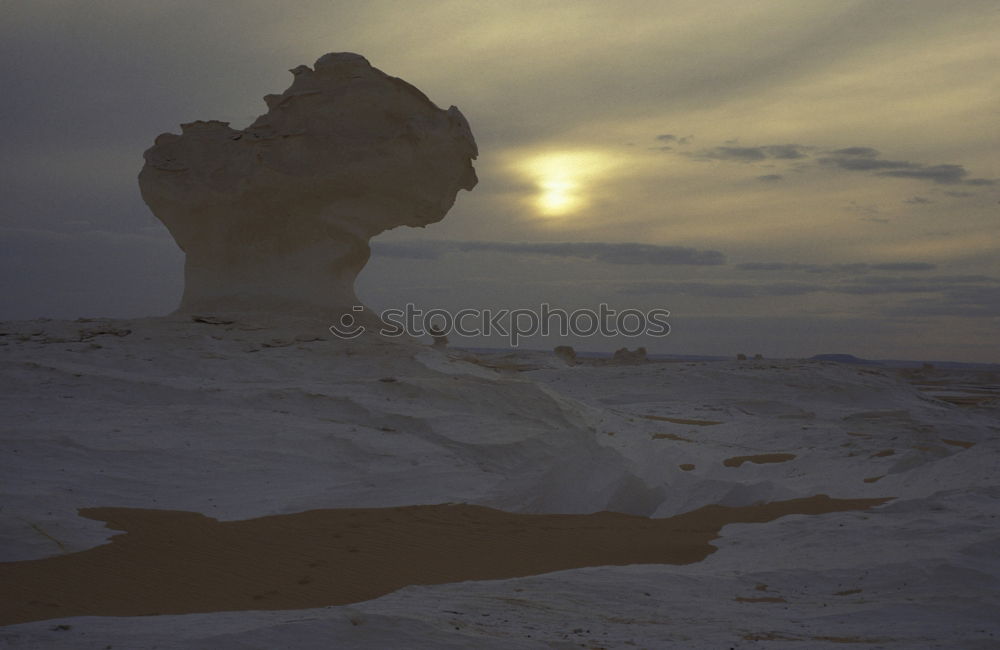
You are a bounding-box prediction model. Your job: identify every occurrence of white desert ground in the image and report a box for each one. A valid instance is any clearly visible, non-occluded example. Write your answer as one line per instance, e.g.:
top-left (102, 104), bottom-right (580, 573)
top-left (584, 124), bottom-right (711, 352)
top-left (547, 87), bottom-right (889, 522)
top-left (1, 316), bottom-right (999, 649)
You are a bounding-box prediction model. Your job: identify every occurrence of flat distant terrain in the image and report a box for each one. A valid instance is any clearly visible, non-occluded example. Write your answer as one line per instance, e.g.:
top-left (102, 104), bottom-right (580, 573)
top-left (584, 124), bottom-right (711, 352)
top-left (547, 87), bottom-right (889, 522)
top-left (2, 317), bottom-right (998, 648)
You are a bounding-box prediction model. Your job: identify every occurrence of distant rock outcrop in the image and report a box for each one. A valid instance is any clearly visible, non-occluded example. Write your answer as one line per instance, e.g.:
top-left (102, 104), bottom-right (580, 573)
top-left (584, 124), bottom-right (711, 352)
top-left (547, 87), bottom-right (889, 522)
top-left (810, 354), bottom-right (879, 365)
top-left (139, 53), bottom-right (477, 321)
top-left (612, 347), bottom-right (647, 364)
top-left (554, 345), bottom-right (577, 365)
top-left (429, 324), bottom-right (449, 349)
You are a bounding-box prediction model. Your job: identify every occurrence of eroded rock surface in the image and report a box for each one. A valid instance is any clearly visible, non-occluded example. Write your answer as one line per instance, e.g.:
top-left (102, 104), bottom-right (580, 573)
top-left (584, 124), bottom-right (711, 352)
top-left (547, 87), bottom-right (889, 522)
top-left (139, 52), bottom-right (477, 320)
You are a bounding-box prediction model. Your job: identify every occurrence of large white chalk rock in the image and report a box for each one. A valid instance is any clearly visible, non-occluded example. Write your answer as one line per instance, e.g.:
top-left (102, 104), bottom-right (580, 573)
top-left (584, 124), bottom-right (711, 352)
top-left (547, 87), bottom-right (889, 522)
top-left (139, 53), bottom-right (477, 321)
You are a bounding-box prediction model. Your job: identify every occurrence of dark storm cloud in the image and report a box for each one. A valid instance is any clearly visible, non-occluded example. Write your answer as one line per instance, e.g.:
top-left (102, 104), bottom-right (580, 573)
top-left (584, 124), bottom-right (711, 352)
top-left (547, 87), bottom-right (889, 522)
top-left (736, 262), bottom-right (937, 273)
top-left (0, 3), bottom-right (293, 233)
top-left (0, 227), bottom-right (182, 320)
top-left (373, 241), bottom-right (727, 266)
top-left (656, 134), bottom-right (691, 145)
top-left (0, 4), bottom-right (287, 148)
top-left (757, 174), bottom-right (783, 182)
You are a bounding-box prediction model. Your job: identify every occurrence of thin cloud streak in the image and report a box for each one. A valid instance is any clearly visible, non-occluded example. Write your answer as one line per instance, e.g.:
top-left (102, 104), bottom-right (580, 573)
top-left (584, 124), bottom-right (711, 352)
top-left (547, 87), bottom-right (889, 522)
top-left (689, 144), bottom-right (810, 162)
top-left (620, 275), bottom-right (1000, 305)
top-left (736, 262), bottom-right (938, 273)
top-left (672, 138), bottom-right (996, 188)
top-left (373, 241), bottom-right (727, 266)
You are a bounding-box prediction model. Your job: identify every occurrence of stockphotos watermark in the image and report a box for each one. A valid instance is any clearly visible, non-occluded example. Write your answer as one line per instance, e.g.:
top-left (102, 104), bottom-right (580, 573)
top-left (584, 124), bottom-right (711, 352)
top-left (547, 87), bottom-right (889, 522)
top-left (329, 303), bottom-right (670, 346)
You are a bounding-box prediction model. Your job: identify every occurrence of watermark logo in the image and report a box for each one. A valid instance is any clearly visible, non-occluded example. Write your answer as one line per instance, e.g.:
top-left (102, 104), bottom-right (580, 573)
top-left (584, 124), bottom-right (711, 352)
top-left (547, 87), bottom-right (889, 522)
top-left (330, 305), bottom-right (366, 340)
top-left (329, 303), bottom-right (670, 347)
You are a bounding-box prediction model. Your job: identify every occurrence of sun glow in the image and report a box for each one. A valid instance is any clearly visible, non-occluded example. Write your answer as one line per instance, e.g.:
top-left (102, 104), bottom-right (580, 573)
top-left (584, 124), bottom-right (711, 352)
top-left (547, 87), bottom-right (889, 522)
top-left (519, 151), bottom-right (617, 217)
top-left (538, 178), bottom-right (577, 214)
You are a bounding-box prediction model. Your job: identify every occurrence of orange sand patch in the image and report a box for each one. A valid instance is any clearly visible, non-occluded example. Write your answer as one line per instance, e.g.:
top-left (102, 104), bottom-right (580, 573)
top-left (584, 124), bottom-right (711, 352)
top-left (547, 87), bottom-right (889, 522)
top-left (0, 496), bottom-right (890, 626)
top-left (870, 449), bottom-right (895, 458)
top-left (723, 453), bottom-right (796, 468)
top-left (734, 596), bottom-right (787, 603)
top-left (913, 445), bottom-right (951, 458)
top-left (744, 632), bottom-right (894, 643)
top-left (863, 476), bottom-right (884, 484)
top-left (743, 632), bottom-right (799, 641)
top-left (651, 433), bottom-right (696, 442)
top-left (942, 438), bottom-right (975, 449)
top-left (641, 415), bottom-right (723, 426)
top-left (678, 463), bottom-right (696, 471)
top-left (934, 395), bottom-right (996, 406)
top-left (813, 635), bottom-right (895, 644)
top-left (460, 355), bottom-right (539, 372)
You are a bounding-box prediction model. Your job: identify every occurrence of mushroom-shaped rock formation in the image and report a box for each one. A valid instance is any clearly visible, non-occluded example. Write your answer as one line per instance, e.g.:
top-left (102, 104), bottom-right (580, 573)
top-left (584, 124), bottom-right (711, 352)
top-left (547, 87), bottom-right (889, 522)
top-left (139, 53), bottom-right (477, 322)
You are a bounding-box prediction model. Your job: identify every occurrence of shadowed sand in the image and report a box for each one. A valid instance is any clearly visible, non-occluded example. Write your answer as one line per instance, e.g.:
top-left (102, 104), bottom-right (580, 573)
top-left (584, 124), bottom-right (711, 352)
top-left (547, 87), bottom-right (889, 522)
top-left (0, 496), bottom-right (891, 626)
top-left (642, 415), bottom-right (723, 426)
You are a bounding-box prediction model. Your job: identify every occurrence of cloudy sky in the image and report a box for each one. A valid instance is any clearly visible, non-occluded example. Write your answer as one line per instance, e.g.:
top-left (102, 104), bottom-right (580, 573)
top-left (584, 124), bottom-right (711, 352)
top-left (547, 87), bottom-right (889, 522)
top-left (2, 0), bottom-right (997, 361)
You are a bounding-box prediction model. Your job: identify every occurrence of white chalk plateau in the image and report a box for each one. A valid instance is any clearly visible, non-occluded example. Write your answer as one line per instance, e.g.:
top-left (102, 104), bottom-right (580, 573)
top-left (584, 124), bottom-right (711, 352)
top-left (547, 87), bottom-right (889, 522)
top-left (138, 53), bottom-right (477, 323)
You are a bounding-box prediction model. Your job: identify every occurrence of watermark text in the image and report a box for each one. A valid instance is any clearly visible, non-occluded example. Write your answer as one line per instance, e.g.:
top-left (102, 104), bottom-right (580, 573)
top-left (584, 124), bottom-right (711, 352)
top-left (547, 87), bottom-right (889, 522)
top-left (330, 303), bottom-right (670, 346)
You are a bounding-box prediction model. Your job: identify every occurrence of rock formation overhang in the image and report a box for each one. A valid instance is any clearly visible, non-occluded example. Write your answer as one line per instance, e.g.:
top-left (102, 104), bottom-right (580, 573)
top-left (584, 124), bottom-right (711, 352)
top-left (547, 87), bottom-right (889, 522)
top-left (139, 52), bottom-right (477, 322)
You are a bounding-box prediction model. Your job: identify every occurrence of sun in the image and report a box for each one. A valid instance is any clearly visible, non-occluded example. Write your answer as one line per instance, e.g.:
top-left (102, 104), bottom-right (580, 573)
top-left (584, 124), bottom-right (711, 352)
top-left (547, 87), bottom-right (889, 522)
top-left (538, 178), bottom-right (578, 215)
top-left (518, 151), bottom-right (616, 218)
